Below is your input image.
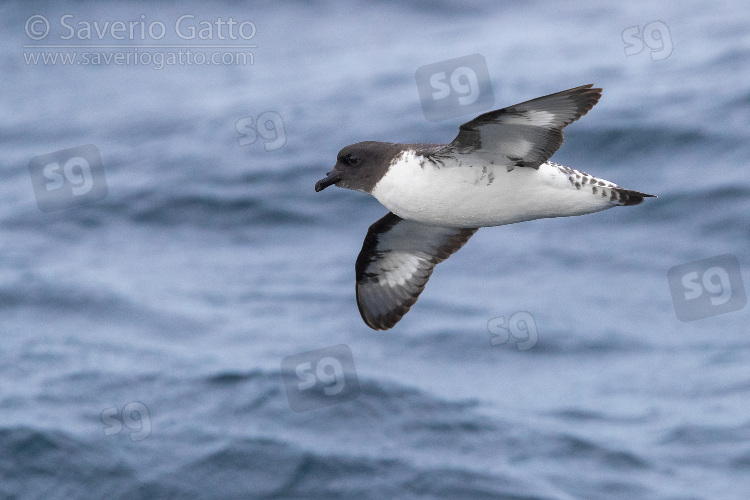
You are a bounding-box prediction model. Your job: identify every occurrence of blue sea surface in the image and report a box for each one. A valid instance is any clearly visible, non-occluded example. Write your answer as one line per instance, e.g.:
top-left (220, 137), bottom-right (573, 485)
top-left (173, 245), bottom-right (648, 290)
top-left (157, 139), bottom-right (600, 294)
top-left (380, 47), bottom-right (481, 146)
top-left (2, 0), bottom-right (750, 498)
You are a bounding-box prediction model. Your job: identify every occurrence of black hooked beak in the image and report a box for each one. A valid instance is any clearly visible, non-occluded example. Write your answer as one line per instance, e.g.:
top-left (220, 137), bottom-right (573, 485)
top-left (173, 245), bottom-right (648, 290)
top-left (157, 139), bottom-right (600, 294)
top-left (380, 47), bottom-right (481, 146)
top-left (315, 170), bottom-right (341, 192)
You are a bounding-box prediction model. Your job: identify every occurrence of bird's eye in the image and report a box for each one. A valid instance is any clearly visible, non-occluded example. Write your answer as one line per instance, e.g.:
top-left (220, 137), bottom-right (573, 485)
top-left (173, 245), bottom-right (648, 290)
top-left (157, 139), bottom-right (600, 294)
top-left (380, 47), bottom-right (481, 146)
top-left (345, 154), bottom-right (359, 165)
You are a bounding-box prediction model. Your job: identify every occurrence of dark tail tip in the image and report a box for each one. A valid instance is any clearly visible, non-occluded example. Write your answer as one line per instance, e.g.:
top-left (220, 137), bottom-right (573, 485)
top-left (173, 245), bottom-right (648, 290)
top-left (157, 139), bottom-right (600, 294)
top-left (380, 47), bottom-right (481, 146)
top-left (617, 189), bottom-right (657, 206)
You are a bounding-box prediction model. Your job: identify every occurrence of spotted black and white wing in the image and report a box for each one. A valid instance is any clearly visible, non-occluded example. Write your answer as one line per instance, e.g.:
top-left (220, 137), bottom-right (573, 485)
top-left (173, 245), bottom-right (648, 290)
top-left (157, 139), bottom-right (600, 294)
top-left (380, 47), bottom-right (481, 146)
top-left (355, 212), bottom-right (478, 330)
top-left (443, 84), bottom-right (602, 170)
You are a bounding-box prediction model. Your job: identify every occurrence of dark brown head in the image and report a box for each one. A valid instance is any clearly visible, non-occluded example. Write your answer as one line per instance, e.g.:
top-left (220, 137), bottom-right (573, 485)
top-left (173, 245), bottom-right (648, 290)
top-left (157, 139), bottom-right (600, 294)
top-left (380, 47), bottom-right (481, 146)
top-left (315, 141), bottom-right (405, 194)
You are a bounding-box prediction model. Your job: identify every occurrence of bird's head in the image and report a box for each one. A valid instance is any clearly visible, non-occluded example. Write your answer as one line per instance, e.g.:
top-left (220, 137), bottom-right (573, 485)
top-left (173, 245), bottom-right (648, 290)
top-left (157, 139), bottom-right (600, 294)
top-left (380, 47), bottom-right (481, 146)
top-left (315, 141), bottom-right (400, 193)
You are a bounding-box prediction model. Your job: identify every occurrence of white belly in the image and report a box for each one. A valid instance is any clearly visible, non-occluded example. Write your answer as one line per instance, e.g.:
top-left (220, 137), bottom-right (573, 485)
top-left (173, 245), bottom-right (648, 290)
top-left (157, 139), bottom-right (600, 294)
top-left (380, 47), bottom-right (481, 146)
top-left (370, 152), bottom-right (618, 228)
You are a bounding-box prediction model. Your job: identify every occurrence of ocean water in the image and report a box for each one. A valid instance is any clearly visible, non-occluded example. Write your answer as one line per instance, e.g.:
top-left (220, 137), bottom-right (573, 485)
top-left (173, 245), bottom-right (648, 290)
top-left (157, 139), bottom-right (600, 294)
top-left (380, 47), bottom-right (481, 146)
top-left (2, 0), bottom-right (750, 498)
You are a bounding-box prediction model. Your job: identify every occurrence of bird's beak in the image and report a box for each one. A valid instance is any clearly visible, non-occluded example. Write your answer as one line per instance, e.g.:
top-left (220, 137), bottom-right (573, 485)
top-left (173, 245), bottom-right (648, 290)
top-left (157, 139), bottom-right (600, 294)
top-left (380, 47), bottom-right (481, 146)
top-left (315, 170), bottom-right (341, 192)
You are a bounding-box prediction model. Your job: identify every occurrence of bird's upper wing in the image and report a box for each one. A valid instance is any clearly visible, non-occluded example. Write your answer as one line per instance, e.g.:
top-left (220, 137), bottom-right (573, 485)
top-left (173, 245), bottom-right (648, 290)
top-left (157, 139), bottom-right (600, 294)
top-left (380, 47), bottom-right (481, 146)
top-left (440, 84), bottom-right (601, 170)
top-left (355, 212), bottom-right (478, 330)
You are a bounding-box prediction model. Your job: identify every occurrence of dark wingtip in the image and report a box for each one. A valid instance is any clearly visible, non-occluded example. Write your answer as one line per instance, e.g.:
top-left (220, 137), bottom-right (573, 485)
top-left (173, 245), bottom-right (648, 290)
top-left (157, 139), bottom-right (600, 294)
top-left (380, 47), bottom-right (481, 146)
top-left (570, 84), bottom-right (602, 120)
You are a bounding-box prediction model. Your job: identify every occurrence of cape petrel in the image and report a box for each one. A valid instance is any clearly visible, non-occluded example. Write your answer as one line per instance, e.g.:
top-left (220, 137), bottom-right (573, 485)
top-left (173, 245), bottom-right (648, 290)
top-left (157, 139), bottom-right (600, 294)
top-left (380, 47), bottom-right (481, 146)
top-left (315, 84), bottom-right (655, 330)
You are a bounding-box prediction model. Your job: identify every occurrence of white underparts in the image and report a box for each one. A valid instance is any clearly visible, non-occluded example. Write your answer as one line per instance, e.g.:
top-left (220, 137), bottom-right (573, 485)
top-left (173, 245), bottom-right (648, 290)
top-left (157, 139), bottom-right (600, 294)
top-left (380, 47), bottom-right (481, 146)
top-left (370, 151), bottom-right (625, 228)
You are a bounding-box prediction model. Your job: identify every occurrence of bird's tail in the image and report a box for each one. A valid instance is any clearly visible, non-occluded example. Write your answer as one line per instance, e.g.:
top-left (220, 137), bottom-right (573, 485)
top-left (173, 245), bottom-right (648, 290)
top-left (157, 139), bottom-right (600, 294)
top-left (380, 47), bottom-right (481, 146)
top-left (611, 187), bottom-right (657, 206)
